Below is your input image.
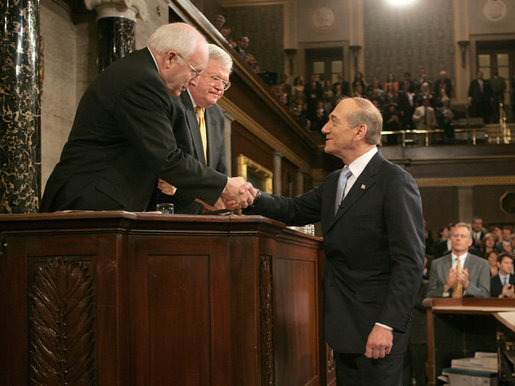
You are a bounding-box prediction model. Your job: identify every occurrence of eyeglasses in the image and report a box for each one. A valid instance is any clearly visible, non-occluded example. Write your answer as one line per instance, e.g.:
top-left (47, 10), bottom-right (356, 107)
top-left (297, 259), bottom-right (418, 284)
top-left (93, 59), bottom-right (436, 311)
top-left (176, 53), bottom-right (203, 79)
top-left (205, 74), bottom-right (231, 91)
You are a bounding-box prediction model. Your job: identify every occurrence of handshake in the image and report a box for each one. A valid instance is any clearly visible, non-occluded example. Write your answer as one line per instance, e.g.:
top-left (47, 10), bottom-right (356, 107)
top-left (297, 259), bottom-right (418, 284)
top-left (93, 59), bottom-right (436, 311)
top-left (157, 176), bottom-right (259, 212)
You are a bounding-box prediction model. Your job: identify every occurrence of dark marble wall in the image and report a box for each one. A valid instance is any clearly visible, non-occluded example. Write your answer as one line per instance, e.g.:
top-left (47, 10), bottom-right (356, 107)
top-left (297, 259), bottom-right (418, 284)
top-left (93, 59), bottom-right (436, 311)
top-left (0, 0), bottom-right (41, 213)
top-left (97, 17), bottom-right (136, 72)
top-left (363, 0), bottom-right (455, 86)
top-left (223, 5), bottom-right (284, 76)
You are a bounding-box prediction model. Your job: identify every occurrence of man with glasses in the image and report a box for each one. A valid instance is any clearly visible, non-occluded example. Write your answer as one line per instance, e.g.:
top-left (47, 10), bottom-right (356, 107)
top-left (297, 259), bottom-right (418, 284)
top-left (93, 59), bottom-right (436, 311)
top-left (154, 44), bottom-right (233, 213)
top-left (427, 222), bottom-right (490, 298)
top-left (41, 23), bottom-right (252, 213)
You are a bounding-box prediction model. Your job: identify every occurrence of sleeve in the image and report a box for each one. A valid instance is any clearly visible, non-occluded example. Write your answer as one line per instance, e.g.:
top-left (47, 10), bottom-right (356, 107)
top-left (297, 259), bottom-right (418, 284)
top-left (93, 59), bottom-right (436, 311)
top-left (245, 184), bottom-right (324, 226)
top-left (426, 261), bottom-right (445, 298)
top-left (377, 168), bottom-right (426, 332)
top-left (464, 259), bottom-right (490, 297)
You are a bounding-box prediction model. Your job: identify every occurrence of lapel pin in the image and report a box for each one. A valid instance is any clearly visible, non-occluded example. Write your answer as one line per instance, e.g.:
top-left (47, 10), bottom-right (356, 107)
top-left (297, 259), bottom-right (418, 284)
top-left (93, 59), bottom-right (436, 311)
top-left (361, 184), bottom-right (366, 190)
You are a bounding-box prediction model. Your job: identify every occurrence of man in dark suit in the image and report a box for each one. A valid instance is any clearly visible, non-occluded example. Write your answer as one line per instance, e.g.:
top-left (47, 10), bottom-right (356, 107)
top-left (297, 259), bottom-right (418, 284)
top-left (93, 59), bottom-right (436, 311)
top-left (471, 216), bottom-right (486, 249)
top-left (433, 70), bottom-right (453, 99)
top-left (245, 97), bottom-right (425, 385)
top-left (427, 223), bottom-right (490, 298)
top-left (155, 44), bottom-right (231, 213)
top-left (40, 23), bottom-right (251, 213)
top-left (468, 71), bottom-right (493, 124)
top-left (491, 253), bottom-right (515, 298)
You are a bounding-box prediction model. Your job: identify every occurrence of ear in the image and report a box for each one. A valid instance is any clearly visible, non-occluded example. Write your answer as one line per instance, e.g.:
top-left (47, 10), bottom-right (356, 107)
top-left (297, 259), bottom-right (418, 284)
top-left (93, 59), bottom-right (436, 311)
top-left (354, 124), bottom-right (367, 140)
top-left (164, 50), bottom-right (178, 68)
top-left (466, 237), bottom-right (473, 248)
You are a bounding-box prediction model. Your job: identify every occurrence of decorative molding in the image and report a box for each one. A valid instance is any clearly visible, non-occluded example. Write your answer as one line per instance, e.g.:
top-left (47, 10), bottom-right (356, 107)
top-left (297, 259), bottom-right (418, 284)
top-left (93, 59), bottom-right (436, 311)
top-left (218, 97), bottom-right (312, 173)
top-left (220, 0), bottom-right (287, 7)
top-left (415, 175), bottom-right (515, 188)
top-left (259, 255), bottom-right (274, 386)
top-left (84, 0), bottom-right (147, 21)
top-left (29, 257), bottom-right (96, 385)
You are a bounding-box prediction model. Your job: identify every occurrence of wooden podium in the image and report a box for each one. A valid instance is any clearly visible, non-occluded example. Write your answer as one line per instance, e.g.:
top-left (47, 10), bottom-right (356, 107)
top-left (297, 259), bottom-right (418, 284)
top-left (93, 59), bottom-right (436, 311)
top-left (425, 297), bottom-right (515, 385)
top-left (0, 212), bottom-right (334, 385)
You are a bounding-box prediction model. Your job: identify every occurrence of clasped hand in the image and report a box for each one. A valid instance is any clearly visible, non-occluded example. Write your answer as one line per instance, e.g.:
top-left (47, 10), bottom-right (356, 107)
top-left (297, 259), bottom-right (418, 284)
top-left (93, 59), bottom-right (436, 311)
top-left (156, 177), bottom-right (255, 211)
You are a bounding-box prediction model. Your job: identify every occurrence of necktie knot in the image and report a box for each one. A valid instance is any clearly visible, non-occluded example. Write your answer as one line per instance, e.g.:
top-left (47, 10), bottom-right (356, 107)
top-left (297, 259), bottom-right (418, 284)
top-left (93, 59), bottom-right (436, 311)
top-left (195, 106), bottom-right (204, 117)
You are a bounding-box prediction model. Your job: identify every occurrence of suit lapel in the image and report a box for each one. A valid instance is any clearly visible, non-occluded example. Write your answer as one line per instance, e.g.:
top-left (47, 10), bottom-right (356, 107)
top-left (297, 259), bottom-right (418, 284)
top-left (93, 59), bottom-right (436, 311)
top-left (325, 151), bottom-right (383, 232)
top-left (180, 93), bottom-right (206, 165)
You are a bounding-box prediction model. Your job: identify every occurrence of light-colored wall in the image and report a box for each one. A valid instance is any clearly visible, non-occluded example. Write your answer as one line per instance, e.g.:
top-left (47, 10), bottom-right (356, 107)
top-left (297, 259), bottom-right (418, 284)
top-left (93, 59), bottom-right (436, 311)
top-left (468, 0), bottom-right (515, 35)
top-left (40, 0), bottom-right (168, 191)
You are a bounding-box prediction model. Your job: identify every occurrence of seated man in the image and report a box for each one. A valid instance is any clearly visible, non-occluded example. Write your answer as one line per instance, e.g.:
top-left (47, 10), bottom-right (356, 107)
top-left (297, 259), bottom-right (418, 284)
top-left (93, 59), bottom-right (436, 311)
top-left (491, 253), bottom-right (515, 298)
top-left (427, 222), bottom-right (490, 298)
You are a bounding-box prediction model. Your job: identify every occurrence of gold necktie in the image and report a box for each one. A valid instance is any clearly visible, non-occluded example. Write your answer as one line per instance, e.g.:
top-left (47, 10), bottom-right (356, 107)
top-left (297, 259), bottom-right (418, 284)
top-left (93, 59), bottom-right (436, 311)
top-left (195, 106), bottom-right (207, 161)
top-left (452, 256), bottom-right (463, 298)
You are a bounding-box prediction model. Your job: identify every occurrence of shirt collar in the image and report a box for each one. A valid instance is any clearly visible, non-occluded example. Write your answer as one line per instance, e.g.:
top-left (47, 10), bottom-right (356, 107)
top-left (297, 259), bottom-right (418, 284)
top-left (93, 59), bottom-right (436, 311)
top-left (347, 147), bottom-right (378, 179)
top-left (451, 252), bottom-right (468, 265)
top-left (147, 47), bottom-right (160, 73)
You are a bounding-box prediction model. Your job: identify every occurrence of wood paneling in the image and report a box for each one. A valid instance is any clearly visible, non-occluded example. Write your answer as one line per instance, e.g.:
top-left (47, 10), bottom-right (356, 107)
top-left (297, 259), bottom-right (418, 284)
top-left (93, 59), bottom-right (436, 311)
top-left (419, 187), bottom-right (458, 246)
top-left (0, 212), bottom-right (330, 385)
top-left (473, 185), bottom-right (515, 225)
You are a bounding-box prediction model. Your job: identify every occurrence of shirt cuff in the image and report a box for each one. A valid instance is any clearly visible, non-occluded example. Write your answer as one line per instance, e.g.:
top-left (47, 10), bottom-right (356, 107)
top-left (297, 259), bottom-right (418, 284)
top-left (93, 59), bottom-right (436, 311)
top-left (375, 322), bottom-right (393, 331)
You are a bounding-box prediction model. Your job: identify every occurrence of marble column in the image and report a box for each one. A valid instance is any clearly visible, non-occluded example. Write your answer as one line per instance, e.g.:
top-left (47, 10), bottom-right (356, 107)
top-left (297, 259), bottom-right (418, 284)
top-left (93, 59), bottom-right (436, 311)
top-left (85, 0), bottom-right (147, 72)
top-left (0, 0), bottom-right (41, 213)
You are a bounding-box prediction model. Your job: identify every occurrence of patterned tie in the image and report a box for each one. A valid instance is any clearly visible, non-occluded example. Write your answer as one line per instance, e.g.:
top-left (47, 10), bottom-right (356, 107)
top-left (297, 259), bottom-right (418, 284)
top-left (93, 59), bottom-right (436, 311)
top-left (452, 255), bottom-right (463, 298)
top-left (195, 106), bottom-right (208, 161)
top-left (334, 167), bottom-right (352, 214)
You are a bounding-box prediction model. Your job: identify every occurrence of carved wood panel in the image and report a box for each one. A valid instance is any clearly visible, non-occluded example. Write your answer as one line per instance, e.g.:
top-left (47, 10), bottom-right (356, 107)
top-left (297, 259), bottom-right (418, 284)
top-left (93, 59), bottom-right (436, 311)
top-left (259, 254), bottom-right (274, 386)
top-left (29, 256), bottom-right (96, 385)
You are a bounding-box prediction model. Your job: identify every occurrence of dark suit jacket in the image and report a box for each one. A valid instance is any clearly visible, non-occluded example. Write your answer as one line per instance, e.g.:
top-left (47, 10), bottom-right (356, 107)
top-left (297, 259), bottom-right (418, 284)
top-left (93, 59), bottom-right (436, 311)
top-left (246, 151), bottom-right (425, 354)
top-left (40, 48), bottom-right (227, 212)
top-left (426, 253), bottom-right (490, 298)
top-left (491, 273), bottom-right (515, 298)
top-left (153, 92), bottom-right (228, 213)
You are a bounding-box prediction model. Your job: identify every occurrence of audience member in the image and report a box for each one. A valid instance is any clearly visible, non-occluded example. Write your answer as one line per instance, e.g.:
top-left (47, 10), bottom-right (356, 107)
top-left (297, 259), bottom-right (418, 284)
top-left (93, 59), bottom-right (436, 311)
top-left (497, 226), bottom-right (513, 254)
top-left (383, 104), bottom-right (400, 145)
top-left (292, 76), bottom-right (305, 95)
top-left (470, 216), bottom-right (486, 249)
top-left (384, 73), bottom-right (399, 102)
top-left (487, 250), bottom-right (499, 277)
top-left (426, 222), bottom-right (490, 298)
top-left (415, 82), bottom-right (434, 107)
top-left (352, 71), bottom-right (368, 94)
top-left (468, 71), bottom-right (492, 124)
top-left (490, 253), bottom-right (515, 298)
top-left (399, 72), bottom-right (415, 93)
top-left (412, 97), bottom-right (436, 131)
top-left (433, 224), bottom-right (452, 257)
top-left (397, 81), bottom-right (415, 129)
top-left (212, 14), bottom-right (225, 31)
top-left (433, 70), bottom-right (452, 99)
top-left (235, 36), bottom-right (249, 59)
top-left (436, 97), bottom-right (454, 143)
top-left (481, 233), bottom-right (497, 258)
top-left (333, 73), bottom-right (350, 97)
top-left (415, 67), bottom-right (431, 91)
top-left (304, 74), bottom-right (324, 125)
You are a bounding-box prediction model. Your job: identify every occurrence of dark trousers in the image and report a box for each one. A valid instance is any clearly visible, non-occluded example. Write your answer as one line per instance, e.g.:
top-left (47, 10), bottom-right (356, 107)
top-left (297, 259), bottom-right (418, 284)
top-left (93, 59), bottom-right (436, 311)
top-left (334, 352), bottom-right (404, 386)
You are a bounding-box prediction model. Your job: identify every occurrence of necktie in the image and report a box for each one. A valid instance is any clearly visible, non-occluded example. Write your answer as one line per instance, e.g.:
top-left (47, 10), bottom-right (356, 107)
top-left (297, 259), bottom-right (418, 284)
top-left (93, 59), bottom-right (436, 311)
top-left (452, 256), bottom-right (463, 298)
top-left (334, 167), bottom-right (352, 214)
top-left (195, 106), bottom-right (208, 162)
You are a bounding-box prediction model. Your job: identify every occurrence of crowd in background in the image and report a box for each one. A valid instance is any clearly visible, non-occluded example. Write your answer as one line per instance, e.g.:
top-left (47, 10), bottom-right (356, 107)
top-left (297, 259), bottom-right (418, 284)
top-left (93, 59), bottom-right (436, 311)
top-left (270, 68), bottom-right (509, 144)
top-left (212, 13), bottom-right (510, 145)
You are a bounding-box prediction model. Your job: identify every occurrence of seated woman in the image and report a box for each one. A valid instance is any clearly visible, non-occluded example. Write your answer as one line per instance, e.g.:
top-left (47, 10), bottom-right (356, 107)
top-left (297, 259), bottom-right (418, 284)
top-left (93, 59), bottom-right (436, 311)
top-left (480, 233), bottom-right (497, 258)
top-left (486, 250), bottom-right (499, 277)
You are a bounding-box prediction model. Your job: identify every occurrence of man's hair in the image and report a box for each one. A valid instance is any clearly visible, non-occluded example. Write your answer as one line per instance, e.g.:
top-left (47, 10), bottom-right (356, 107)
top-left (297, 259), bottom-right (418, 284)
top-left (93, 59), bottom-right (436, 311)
top-left (345, 97), bottom-right (383, 145)
top-left (208, 44), bottom-right (233, 73)
top-left (453, 222), bottom-right (472, 239)
top-left (148, 22), bottom-right (206, 59)
top-left (472, 216), bottom-right (482, 222)
top-left (497, 252), bottom-right (513, 264)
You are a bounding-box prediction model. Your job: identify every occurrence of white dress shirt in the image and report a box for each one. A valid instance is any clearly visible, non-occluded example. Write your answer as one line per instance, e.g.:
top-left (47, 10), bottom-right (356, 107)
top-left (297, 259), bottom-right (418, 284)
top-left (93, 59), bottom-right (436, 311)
top-left (344, 147), bottom-right (378, 198)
